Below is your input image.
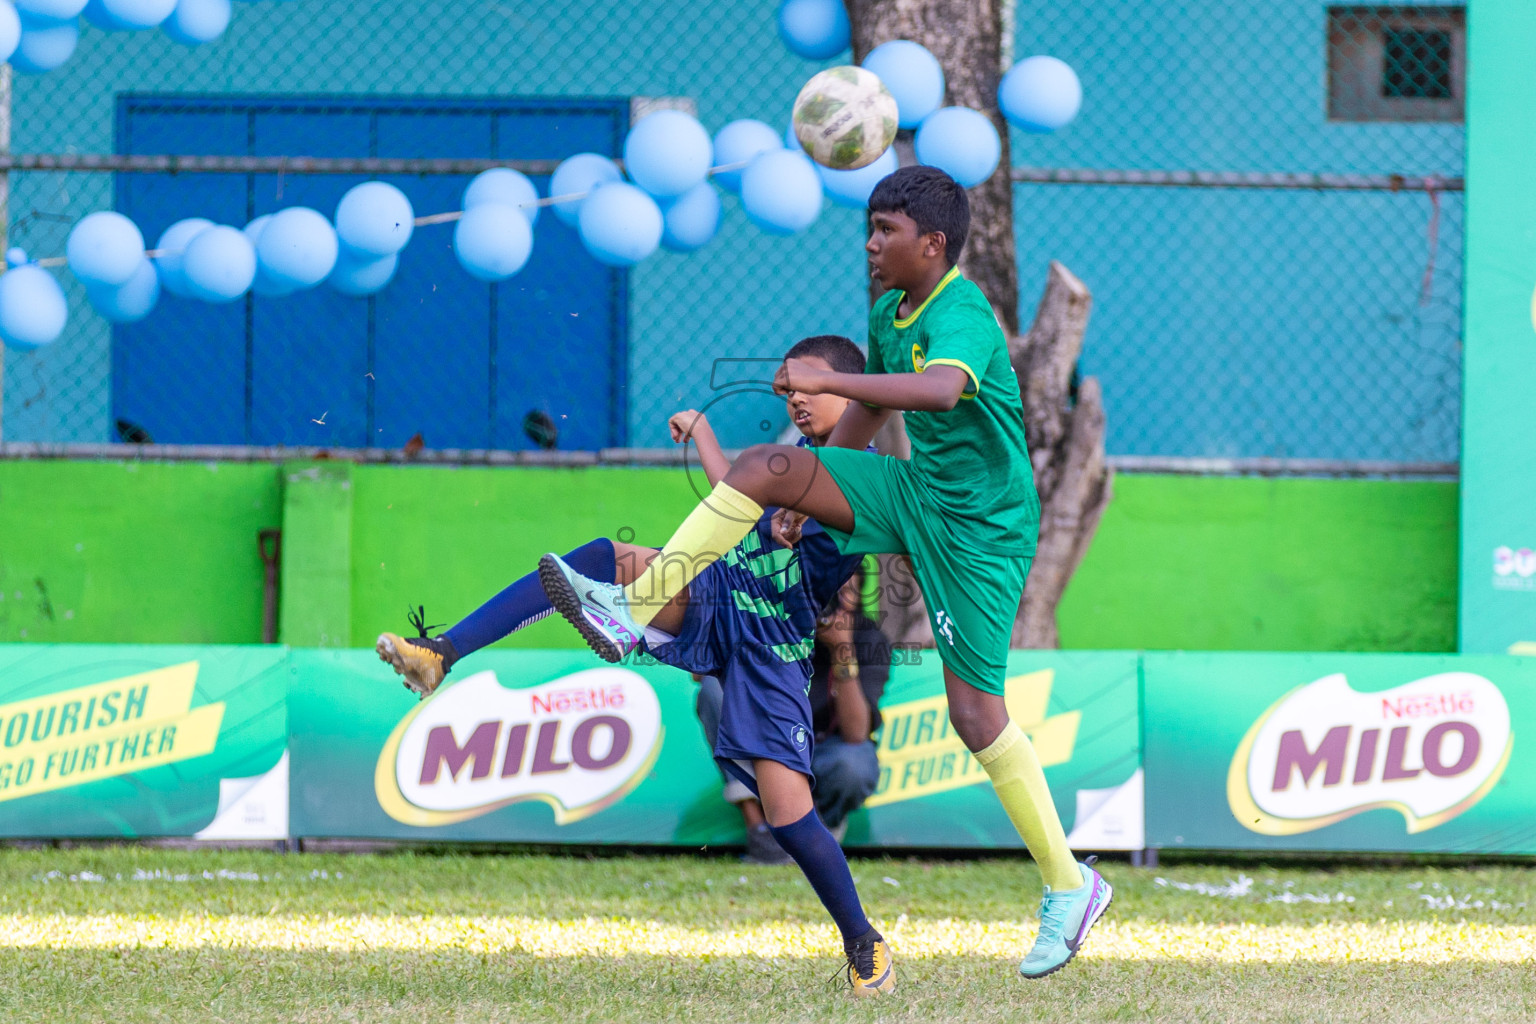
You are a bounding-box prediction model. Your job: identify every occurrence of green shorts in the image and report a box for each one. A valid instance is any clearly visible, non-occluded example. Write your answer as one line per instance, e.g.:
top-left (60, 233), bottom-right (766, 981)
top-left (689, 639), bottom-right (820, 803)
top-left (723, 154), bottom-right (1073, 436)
top-left (813, 447), bottom-right (1030, 695)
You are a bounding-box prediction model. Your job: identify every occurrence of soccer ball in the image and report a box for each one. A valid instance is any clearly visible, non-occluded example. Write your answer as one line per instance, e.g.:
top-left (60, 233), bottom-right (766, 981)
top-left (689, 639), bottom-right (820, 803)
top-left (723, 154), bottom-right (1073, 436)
top-left (791, 66), bottom-right (899, 171)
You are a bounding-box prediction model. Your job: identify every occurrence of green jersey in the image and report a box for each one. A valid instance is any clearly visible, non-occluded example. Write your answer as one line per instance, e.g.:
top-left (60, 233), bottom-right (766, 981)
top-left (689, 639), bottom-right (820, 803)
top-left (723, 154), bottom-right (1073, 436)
top-left (866, 267), bottom-right (1039, 554)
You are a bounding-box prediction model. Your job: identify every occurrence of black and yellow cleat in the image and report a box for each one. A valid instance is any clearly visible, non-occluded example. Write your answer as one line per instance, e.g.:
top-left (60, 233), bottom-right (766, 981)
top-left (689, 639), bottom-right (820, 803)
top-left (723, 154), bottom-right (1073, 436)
top-left (840, 930), bottom-right (895, 997)
top-left (376, 606), bottom-right (457, 699)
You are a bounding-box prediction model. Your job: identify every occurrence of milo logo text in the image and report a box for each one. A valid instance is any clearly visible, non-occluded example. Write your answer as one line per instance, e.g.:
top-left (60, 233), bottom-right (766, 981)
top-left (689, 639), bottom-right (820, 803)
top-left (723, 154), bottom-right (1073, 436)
top-left (1228, 672), bottom-right (1512, 835)
top-left (375, 669), bottom-right (663, 827)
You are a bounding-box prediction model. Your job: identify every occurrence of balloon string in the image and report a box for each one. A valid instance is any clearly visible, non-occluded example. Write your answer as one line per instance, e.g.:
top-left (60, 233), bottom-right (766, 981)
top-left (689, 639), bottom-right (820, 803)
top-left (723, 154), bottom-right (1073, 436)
top-left (412, 189), bottom-right (592, 225)
top-left (15, 161), bottom-right (759, 267)
top-left (412, 211), bottom-right (464, 226)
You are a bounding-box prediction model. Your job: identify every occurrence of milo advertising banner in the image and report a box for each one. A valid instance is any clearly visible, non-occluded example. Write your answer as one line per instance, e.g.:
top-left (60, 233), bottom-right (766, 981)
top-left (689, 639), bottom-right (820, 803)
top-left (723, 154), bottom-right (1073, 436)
top-left (0, 645), bottom-right (289, 838)
top-left (861, 651), bottom-right (1141, 850)
top-left (1144, 653), bottom-right (1536, 853)
top-left (289, 648), bottom-right (1141, 848)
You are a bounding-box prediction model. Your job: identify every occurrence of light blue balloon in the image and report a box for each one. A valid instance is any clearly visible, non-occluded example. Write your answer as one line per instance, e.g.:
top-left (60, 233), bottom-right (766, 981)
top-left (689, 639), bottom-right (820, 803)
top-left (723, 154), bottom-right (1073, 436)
top-left (776, 0), bottom-right (847, 60)
top-left (0, 263), bottom-right (67, 351)
top-left (624, 109), bottom-right (711, 199)
top-left (242, 215), bottom-right (293, 297)
top-left (335, 181), bottom-right (414, 257)
top-left (784, 121), bottom-right (802, 153)
top-left (578, 182), bottom-right (662, 267)
top-left (83, 0), bottom-right (131, 29)
top-left (819, 145), bottom-right (899, 208)
top-left (463, 168), bottom-right (539, 226)
top-left (183, 224), bottom-right (256, 302)
top-left (15, 0), bottom-right (87, 18)
top-left (999, 55), bottom-right (1083, 133)
top-left (86, 257), bottom-right (160, 323)
top-left (549, 153), bottom-right (622, 228)
top-left (915, 107), bottom-right (1001, 188)
top-left (6, 249), bottom-right (28, 268)
top-left (12, 12), bottom-right (78, 73)
top-left (741, 150), bottom-right (822, 236)
top-left (66, 211), bottom-right (145, 287)
top-left (862, 40), bottom-right (945, 129)
top-left (711, 120), bottom-right (782, 194)
top-left (154, 217), bottom-right (213, 296)
top-left (660, 182), bottom-right (721, 253)
top-left (328, 250), bottom-right (397, 297)
top-left (255, 207), bottom-right (338, 290)
top-left (95, 0), bottom-right (176, 29)
top-left (162, 0), bottom-right (230, 44)
top-left (0, 3), bottom-right (23, 60)
top-left (453, 202), bottom-right (533, 282)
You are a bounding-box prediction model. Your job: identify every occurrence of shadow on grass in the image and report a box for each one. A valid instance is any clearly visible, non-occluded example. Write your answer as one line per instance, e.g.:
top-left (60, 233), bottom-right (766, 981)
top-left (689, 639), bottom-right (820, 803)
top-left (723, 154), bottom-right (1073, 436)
top-left (7, 948), bottom-right (1535, 1024)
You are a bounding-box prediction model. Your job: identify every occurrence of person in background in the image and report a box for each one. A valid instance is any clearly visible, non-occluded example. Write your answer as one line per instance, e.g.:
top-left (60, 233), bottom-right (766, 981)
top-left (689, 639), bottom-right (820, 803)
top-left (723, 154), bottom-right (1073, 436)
top-left (696, 566), bottom-right (891, 863)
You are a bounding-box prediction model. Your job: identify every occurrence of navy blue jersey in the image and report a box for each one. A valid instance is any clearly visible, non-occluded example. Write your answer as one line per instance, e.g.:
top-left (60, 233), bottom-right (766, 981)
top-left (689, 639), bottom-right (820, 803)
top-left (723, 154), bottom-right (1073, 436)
top-left (640, 508), bottom-right (862, 680)
top-left (641, 440), bottom-right (869, 683)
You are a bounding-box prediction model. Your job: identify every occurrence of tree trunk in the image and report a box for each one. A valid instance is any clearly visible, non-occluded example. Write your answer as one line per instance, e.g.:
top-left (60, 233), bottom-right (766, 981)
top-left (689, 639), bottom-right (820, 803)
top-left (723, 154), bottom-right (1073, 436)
top-left (1010, 262), bottom-right (1113, 649)
top-left (845, 0), bottom-right (1018, 333)
top-left (845, 3), bottom-right (1111, 651)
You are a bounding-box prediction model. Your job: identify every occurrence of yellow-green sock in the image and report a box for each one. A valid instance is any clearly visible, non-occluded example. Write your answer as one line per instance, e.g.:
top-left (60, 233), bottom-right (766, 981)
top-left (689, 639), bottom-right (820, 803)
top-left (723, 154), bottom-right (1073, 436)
top-left (622, 481), bottom-right (763, 628)
top-left (976, 721), bottom-right (1083, 891)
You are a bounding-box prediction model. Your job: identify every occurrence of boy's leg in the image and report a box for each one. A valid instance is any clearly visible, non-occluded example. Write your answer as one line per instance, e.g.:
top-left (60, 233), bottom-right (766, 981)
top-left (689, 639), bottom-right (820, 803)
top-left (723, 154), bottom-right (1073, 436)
top-left (907, 539), bottom-right (1112, 977)
top-left (944, 673), bottom-right (1081, 891)
top-left (622, 445), bottom-right (857, 624)
top-left (444, 538), bottom-right (621, 658)
top-left (709, 651), bottom-right (892, 995)
top-left (380, 538), bottom-right (685, 695)
top-left (696, 676), bottom-right (787, 864)
top-left (754, 759), bottom-right (894, 996)
top-left (540, 444), bottom-right (870, 660)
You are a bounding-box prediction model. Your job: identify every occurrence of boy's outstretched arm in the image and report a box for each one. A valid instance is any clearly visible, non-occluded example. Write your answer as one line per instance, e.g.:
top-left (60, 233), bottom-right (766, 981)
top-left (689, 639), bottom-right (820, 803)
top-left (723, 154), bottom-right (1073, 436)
top-left (775, 358), bottom-right (968, 414)
top-left (668, 409), bottom-right (731, 487)
top-left (827, 400), bottom-right (890, 451)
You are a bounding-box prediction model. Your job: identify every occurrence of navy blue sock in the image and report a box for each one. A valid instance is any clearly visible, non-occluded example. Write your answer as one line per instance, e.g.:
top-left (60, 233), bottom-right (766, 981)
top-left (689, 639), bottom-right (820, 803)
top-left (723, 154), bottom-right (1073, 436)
top-left (444, 538), bottom-right (617, 660)
top-left (769, 809), bottom-right (872, 944)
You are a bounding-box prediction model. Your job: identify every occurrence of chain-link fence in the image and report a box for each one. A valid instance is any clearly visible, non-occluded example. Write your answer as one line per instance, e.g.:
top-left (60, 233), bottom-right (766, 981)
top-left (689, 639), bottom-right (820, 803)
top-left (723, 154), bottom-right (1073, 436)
top-left (0, 0), bottom-right (1465, 465)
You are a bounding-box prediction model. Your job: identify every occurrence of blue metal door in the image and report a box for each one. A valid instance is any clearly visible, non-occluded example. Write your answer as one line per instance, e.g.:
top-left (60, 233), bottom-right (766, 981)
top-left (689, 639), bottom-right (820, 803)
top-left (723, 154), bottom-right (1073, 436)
top-left (113, 95), bottom-right (628, 450)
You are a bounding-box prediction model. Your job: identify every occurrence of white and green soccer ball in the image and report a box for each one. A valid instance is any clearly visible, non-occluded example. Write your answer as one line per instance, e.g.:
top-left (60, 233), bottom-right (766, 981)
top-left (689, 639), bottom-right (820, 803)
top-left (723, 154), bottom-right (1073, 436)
top-left (791, 66), bottom-right (899, 171)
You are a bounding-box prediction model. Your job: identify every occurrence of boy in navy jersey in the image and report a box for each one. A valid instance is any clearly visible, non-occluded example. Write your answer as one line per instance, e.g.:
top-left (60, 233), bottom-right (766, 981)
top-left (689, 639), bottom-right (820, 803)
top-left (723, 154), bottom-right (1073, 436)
top-left (380, 335), bottom-right (895, 996)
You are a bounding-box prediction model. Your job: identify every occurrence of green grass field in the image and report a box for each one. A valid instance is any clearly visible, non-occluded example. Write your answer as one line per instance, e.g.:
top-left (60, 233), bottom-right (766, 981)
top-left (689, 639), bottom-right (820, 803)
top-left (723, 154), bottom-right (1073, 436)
top-left (4, 847), bottom-right (1534, 1023)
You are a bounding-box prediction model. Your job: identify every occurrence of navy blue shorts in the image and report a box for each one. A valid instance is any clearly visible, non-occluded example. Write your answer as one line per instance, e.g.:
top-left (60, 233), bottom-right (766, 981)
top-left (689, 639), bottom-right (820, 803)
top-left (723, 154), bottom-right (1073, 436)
top-left (642, 566), bottom-right (815, 791)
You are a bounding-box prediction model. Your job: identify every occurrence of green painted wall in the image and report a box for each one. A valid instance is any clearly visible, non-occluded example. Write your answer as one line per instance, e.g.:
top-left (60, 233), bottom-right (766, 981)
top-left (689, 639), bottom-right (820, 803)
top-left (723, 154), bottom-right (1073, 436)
top-left (1059, 476), bottom-right (1459, 652)
top-left (1, 461), bottom-right (1458, 653)
top-left (348, 464), bottom-right (704, 650)
top-left (0, 461), bottom-right (281, 643)
top-left (279, 462), bottom-right (355, 649)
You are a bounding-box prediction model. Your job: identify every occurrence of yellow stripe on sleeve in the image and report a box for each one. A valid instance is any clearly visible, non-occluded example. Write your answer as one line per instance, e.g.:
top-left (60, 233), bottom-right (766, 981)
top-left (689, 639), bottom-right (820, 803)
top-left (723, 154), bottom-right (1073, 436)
top-left (923, 357), bottom-right (980, 398)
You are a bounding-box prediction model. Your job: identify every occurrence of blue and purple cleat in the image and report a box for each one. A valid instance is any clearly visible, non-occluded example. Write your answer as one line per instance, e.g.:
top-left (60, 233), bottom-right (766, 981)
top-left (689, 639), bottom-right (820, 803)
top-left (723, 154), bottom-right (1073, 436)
top-left (537, 552), bottom-right (642, 663)
top-left (1018, 858), bottom-right (1113, 979)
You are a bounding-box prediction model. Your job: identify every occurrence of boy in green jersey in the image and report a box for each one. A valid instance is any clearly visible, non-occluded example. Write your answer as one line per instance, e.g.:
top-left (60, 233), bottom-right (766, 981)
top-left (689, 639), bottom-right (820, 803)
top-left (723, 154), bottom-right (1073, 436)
top-left (540, 166), bottom-right (1110, 978)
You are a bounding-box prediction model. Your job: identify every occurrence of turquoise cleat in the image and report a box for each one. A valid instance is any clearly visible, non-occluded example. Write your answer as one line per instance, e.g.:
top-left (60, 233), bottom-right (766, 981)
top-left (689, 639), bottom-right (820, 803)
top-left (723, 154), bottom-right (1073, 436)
top-left (1019, 859), bottom-right (1113, 979)
top-left (538, 552), bottom-right (643, 663)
